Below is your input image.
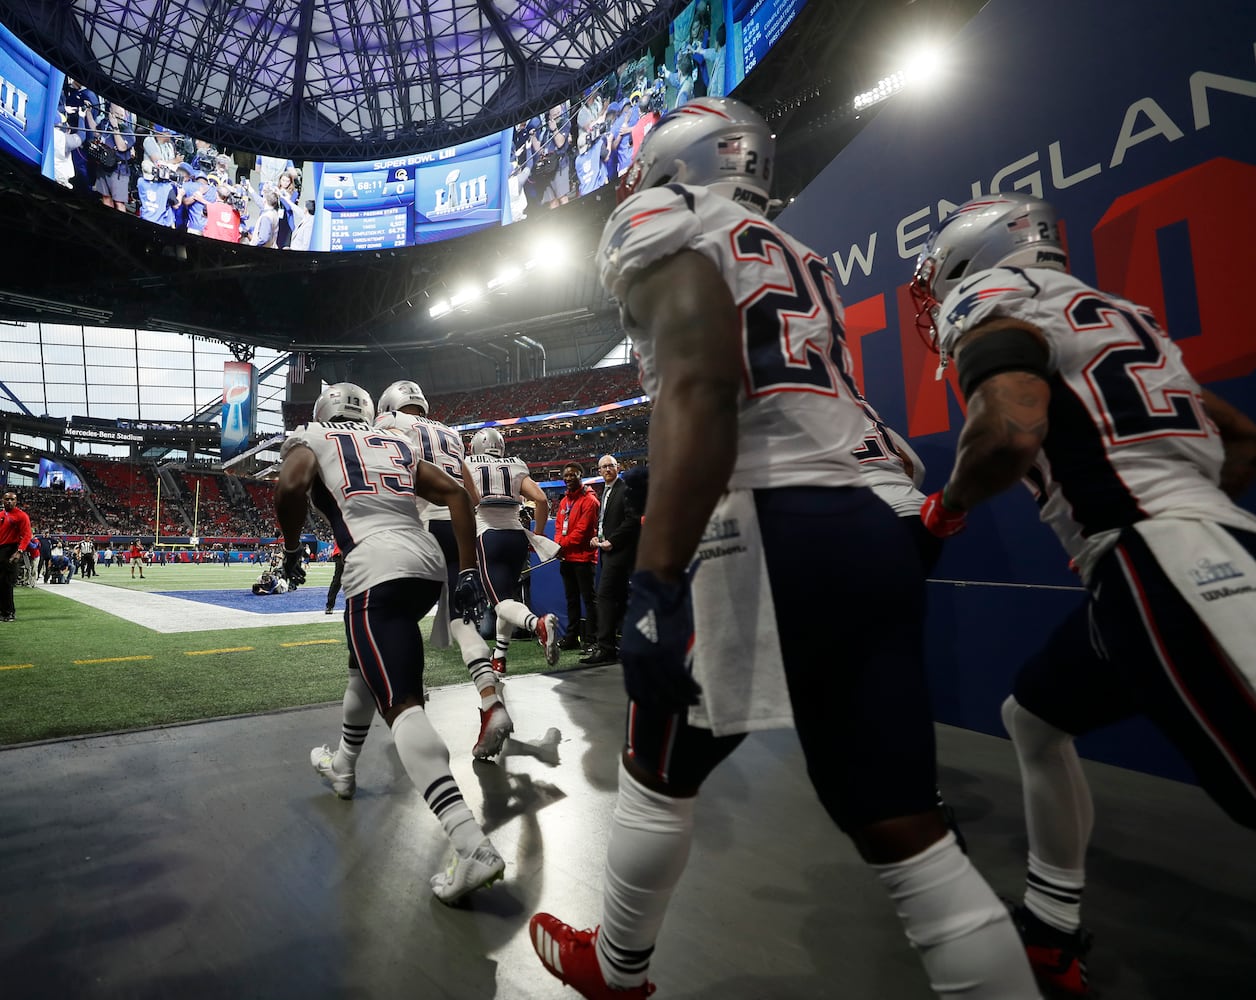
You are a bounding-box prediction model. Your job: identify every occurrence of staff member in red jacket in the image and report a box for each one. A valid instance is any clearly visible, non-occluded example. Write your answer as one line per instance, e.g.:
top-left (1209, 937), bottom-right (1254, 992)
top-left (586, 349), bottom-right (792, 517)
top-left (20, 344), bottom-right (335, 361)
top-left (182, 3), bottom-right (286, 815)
top-left (555, 462), bottom-right (600, 650)
top-left (0, 491), bottom-right (33, 622)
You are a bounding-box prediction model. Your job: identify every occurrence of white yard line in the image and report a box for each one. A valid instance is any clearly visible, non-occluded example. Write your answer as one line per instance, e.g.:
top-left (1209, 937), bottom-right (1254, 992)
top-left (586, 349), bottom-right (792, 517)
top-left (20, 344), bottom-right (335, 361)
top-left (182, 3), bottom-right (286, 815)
top-left (37, 580), bottom-right (336, 633)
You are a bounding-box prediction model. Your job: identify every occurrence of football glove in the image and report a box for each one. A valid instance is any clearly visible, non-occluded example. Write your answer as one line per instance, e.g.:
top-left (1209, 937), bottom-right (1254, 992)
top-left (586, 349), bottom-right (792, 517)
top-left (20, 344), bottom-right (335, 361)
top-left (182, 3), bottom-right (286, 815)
top-left (619, 570), bottom-right (702, 714)
top-left (282, 547), bottom-right (306, 589)
top-left (920, 489), bottom-right (967, 538)
top-left (452, 568), bottom-right (488, 625)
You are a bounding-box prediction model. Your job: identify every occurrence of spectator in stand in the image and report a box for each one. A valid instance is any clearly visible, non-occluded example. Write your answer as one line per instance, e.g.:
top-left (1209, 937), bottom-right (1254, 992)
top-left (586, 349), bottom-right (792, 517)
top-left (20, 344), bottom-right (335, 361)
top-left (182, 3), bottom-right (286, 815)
top-left (181, 167), bottom-right (216, 235)
top-left (0, 492), bottom-right (33, 621)
top-left (288, 200), bottom-right (315, 251)
top-left (249, 184), bottom-right (283, 248)
top-left (555, 462), bottom-right (600, 651)
top-left (52, 108), bottom-right (87, 189)
top-left (274, 168), bottom-right (301, 248)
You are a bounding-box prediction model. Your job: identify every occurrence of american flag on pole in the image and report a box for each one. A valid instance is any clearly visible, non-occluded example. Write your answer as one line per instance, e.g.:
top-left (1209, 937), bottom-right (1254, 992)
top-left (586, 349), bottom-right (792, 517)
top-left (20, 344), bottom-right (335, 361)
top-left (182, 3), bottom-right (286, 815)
top-left (288, 352), bottom-right (307, 384)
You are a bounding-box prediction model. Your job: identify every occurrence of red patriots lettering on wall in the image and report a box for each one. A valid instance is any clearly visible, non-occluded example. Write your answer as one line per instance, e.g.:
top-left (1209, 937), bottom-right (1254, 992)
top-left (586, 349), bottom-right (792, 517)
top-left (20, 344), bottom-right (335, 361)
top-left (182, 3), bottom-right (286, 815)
top-left (1093, 157), bottom-right (1256, 383)
top-left (841, 293), bottom-right (885, 394)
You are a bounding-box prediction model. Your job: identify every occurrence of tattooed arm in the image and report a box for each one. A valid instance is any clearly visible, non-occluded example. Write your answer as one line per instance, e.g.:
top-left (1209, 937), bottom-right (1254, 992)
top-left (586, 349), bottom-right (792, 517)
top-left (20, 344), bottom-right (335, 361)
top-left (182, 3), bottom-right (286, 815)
top-left (942, 321), bottom-right (1051, 511)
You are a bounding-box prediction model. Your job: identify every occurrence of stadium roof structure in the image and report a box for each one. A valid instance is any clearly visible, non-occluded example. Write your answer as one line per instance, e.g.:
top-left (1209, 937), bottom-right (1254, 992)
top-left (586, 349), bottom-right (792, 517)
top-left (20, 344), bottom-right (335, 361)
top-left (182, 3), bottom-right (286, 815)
top-left (3, 0), bottom-right (681, 159)
top-left (0, 0), bottom-right (986, 378)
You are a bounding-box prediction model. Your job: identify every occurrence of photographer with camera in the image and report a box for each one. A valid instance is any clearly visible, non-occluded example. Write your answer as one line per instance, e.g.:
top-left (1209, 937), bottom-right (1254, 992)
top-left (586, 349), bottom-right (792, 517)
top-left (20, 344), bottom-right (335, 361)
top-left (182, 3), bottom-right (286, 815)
top-left (92, 102), bottom-right (136, 212)
top-left (527, 104), bottom-right (574, 210)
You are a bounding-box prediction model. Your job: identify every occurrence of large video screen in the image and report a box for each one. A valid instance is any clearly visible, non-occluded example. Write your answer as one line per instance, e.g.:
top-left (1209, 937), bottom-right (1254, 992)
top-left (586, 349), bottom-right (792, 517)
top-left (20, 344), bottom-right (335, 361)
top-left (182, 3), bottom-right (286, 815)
top-left (0, 21), bottom-right (63, 180)
top-left (506, 0), bottom-right (808, 219)
top-left (37, 458), bottom-right (84, 491)
top-left (0, 0), bottom-right (808, 248)
top-left (306, 130), bottom-right (514, 251)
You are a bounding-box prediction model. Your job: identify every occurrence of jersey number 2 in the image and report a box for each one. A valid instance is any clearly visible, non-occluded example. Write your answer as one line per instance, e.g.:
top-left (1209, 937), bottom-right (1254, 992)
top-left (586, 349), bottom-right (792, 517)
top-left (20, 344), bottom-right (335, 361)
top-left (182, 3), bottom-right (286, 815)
top-left (731, 221), bottom-right (857, 399)
top-left (1068, 294), bottom-right (1205, 443)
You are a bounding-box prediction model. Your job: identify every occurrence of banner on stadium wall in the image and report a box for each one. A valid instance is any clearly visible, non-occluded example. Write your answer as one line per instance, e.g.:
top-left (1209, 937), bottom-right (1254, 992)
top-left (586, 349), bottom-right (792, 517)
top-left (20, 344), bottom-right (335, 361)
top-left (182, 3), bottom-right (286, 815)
top-left (221, 362), bottom-right (257, 461)
top-left (773, 0), bottom-right (1256, 777)
top-left (0, 21), bottom-right (63, 180)
top-left (775, 0), bottom-right (1256, 589)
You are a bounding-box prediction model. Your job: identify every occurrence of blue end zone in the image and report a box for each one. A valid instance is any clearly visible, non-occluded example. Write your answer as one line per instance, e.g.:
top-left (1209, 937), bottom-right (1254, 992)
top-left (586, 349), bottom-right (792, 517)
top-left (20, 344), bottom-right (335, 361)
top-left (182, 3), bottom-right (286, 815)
top-left (153, 588), bottom-right (344, 614)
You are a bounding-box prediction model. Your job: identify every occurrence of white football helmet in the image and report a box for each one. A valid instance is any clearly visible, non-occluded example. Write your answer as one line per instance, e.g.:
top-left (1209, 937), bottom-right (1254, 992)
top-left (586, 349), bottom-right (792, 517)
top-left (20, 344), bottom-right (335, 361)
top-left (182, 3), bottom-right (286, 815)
top-left (910, 194), bottom-right (1067, 350)
top-left (469, 428), bottom-right (505, 457)
top-left (377, 379), bottom-right (429, 416)
top-left (373, 409), bottom-right (422, 435)
top-left (617, 96), bottom-right (774, 215)
top-left (313, 382), bottom-right (375, 424)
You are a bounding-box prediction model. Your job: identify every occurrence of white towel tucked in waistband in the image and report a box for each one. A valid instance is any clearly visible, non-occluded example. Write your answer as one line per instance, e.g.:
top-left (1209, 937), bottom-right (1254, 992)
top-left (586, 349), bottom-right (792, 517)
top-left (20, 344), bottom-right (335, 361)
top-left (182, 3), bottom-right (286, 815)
top-left (688, 489), bottom-right (793, 736)
top-left (1133, 518), bottom-right (1256, 695)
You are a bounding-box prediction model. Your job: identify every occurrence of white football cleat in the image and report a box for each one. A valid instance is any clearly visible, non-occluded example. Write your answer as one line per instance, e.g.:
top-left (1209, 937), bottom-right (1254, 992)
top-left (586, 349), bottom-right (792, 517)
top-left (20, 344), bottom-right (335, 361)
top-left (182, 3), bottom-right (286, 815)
top-left (430, 838), bottom-right (506, 904)
top-left (309, 744), bottom-right (356, 799)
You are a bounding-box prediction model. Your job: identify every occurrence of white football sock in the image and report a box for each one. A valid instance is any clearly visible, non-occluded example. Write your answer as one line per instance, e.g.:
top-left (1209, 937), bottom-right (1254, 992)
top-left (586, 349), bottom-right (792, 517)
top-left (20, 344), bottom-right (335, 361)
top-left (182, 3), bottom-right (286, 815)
top-left (596, 760), bottom-right (695, 989)
top-left (450, 616), bottom-right (491, 667)
top-left (1002, 695), bottom-right (1091, 932)
top-left (333, 670), bottom-right (374, 774)
top-left (495, 598), bottom-right (536, 633)
top-left (391, 704), bottom-right (483, 856)
top-left (872, 832), bottom-right (1041, 998)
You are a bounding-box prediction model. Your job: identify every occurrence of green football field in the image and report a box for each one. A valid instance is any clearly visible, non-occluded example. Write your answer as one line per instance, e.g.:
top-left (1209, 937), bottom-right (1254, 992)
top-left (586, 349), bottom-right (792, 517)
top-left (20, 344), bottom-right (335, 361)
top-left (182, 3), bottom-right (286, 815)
top-left (0, 561), bottom-right (574, 747)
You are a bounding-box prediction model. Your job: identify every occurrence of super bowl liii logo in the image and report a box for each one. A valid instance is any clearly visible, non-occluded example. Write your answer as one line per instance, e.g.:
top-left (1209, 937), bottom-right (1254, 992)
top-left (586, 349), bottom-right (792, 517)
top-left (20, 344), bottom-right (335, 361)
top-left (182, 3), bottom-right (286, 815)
top-left (0, 76), bottom-right (30, 131)
top-left (431, 167), bottom-right (488, 217)
top-left (1190, 558), bottom-right (1244, 586)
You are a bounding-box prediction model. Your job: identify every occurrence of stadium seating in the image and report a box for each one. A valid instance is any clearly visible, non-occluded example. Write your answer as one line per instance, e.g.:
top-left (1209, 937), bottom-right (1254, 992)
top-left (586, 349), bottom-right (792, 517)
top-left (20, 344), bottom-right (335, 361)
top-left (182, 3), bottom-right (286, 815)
top-left (427, 364), bottom-right (641, 425)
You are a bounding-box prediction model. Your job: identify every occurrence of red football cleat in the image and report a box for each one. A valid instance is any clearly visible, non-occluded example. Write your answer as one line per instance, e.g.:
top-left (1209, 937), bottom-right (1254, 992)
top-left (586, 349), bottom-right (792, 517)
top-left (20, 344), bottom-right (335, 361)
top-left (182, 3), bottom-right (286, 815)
top-left (1009, 902), bottom-right (1092, 996)
top-left (529, 913), bottom-right (656, 999)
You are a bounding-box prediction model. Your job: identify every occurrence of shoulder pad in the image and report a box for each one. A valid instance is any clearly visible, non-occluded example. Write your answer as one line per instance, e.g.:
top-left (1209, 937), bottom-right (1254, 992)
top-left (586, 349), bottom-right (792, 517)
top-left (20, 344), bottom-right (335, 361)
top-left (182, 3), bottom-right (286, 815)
top-left (280, 429), bottom-right (313, 458)
top-left (598, 184), bottom-right (703, 301)
top-left (936, 267), bottom-right (1041, 353)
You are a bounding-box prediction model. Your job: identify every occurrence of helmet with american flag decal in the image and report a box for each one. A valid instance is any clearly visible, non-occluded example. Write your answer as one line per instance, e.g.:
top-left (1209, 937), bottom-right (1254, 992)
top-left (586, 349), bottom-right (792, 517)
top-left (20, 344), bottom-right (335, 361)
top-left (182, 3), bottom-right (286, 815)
top-left (910, 194), bottom-right (1066, 350)
top-left (616, 96), bottom-right (774, 214)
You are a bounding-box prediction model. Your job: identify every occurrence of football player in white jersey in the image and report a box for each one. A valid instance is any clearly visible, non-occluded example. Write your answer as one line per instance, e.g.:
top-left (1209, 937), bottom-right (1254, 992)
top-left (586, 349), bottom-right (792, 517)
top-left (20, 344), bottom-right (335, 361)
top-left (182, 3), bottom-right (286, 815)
top-left (462, 427), bottom-right (561, 674)
top-left (275, 382), bottom-right (507, 905)
top-left (374, 380), bottom-right (513, 760)
top-left (529, 98), bottom-right (1038, 1000)
top-left (914, 194), bottom-right (1256, 995)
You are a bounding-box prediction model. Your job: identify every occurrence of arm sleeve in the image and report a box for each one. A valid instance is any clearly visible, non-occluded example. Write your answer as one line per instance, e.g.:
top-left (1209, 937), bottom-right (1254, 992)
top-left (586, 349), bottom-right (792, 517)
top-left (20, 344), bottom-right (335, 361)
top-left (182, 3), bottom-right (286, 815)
top-left (17, 512), bottom-right (32, 551)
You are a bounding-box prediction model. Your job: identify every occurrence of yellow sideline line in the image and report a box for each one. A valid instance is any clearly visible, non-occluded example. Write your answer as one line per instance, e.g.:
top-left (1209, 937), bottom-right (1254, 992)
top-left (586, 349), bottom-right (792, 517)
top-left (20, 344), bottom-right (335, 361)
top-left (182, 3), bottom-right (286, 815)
top-left (74, 655), bottom-right (154, 665)
top-left (0, 663), bottom-right (34, 671)
top-left (279, 639), bottom-right (341, 647)
top-left (185, 646), bottom-right (255, 656)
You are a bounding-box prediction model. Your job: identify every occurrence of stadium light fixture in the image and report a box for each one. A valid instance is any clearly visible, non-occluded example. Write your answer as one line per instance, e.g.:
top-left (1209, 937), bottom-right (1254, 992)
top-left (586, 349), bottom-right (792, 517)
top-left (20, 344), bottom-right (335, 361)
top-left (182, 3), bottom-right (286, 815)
top-left (429, 300), bottom-right (451, 318)
top-left (449, 285), bottom-right (483, 308)
top-left (853, 41), bottom-right (949, 111)
top-left (488, 266), bottom-right (523, 291)
top-left (531, 237), bottom-right (568, 271)
top-left (902, 41), bottom-right (948, 87)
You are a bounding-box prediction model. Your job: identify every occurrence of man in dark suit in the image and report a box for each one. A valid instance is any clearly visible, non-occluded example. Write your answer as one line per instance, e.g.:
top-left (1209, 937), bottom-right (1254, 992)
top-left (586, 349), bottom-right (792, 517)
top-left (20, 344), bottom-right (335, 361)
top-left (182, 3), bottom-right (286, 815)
top-left (581, 456), bottom-right (641, 665)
